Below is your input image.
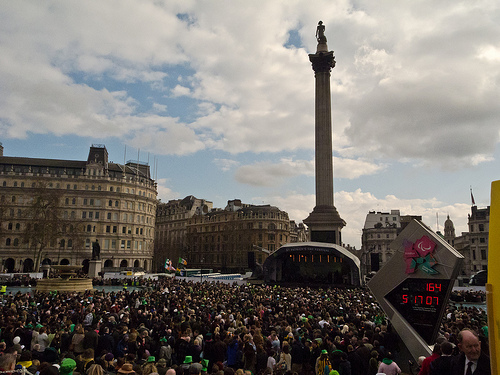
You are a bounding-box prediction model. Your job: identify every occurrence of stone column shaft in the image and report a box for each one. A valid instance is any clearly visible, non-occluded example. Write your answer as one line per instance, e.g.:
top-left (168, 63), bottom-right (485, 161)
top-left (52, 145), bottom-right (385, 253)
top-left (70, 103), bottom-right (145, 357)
top-left (315, 70), bottom-right (334, 207)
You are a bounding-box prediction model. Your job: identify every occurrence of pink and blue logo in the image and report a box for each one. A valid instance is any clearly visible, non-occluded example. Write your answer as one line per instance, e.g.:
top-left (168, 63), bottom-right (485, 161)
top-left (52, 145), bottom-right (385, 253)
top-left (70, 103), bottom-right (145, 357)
top-left (404, 235), bottom-right (438, 275)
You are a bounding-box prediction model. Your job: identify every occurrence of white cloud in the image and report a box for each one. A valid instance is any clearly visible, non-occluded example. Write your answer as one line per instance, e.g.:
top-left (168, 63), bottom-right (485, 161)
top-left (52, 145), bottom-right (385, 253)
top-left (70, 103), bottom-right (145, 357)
top-left (213, 158), bottom-right (239, 172)
top-left (171, 85), bottom-right (191, 97)
top-left (234, 158), bottom-right (314, 187)
top-left (156, 178), bottom-right (179, 203)
top-left (152, 103), bottom-right (167, 113)
top-left (2, 1), bottom-right (498, 169)
top-left (234, 156), bottom-right (384, 187)
top-left (265, 189), bottom-right (471, 249)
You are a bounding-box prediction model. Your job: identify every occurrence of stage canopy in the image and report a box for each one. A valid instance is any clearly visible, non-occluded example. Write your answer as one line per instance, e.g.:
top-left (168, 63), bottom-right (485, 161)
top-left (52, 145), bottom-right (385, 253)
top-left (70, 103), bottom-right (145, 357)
top-left (262, 242), bottom-right (361, 286)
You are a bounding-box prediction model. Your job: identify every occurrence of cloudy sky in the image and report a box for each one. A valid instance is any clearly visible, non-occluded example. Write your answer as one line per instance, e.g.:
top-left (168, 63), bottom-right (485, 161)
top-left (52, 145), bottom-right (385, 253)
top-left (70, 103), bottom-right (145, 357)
top-left (1, 1), bottom-right (499, 248)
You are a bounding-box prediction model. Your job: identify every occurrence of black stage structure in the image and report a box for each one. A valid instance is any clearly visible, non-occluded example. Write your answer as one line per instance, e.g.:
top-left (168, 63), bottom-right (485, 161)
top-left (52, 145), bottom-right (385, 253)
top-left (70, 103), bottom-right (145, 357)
top-left (262, 242), bottom-right (361, 286)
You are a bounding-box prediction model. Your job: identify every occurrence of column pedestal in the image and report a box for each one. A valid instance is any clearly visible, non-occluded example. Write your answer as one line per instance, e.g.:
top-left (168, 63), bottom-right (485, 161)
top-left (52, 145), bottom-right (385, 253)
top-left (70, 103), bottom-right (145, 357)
top-left (88, 260), bottom-right (102, 278)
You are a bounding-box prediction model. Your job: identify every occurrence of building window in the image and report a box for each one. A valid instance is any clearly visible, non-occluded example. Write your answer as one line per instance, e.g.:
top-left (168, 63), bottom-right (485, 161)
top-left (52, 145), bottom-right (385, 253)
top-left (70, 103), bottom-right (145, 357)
top-left (106, 226), bottom-right (111, 233)
top-left (479, 224), bottom-right (484, 232)
top-left (5, 238), bottom-right (11, 246)
top-left (481, 249), bottom-right (487, 260)
top-left (113, 226), bottom-right (117, 233)
top-left (121, 240), bottom-right (125, 249)
top-left (107, 213), bottom-right (111, 220)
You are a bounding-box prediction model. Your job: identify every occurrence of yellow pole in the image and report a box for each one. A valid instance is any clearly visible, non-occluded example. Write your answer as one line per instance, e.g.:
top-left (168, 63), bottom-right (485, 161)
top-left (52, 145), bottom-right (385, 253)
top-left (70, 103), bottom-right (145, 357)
top-left (487, 180), bottom-right (500, 374)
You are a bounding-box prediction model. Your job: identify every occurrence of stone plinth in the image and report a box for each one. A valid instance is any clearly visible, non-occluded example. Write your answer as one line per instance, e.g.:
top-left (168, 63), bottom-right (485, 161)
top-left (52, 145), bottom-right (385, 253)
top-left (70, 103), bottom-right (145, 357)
top-left (88, 260), bottom-right (102, 278)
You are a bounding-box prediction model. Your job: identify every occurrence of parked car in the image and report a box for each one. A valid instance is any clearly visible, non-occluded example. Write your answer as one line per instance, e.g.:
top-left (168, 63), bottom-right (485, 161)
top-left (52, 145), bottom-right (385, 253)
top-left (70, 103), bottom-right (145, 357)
top-left (469, 270), bottom-right (487, 286)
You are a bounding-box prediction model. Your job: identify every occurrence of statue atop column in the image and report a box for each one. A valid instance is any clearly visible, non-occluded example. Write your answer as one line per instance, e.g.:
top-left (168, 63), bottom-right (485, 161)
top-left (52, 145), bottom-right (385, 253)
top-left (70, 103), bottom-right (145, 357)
top-left (316, 21), bottom-right (327, 43)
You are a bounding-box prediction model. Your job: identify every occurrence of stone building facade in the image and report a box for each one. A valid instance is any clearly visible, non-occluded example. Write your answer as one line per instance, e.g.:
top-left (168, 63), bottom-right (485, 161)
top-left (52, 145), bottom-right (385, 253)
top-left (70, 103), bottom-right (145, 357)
top-left (186, 200), bottom-right (291, 272)
top-left (360, 210), bottom-right (422, 280)
top-left (154, 196), bottom-right (213, 272)
top-left (446, 206), bottom-right (489, 278)
top-left (0, 144), bottom-right (157, 273)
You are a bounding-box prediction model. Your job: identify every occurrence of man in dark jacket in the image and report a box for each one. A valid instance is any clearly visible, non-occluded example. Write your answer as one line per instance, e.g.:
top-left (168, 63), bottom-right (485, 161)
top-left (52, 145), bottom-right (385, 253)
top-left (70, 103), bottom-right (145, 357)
top-left (291, 335), bottom-right (305, 373)
top-left (430, 341), bottom-right (453, 375)
top-left (450, 330), bottom-right (490, 375)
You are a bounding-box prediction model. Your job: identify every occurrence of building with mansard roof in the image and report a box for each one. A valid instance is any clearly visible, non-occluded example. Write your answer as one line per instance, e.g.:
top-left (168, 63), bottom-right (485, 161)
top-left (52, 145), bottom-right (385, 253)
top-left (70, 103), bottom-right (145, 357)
top-left (0, 143), bottom-right (157, 273)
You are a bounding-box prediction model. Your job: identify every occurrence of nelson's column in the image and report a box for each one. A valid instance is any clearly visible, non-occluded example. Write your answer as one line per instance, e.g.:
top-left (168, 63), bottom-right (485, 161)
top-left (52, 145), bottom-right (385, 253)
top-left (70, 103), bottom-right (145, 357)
top-left (304, 21), bottom-right (346, 245)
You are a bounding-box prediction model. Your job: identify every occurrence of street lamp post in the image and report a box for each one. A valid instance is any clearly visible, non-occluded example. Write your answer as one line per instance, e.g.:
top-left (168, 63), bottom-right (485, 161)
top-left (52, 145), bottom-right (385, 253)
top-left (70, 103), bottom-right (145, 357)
top-left (200, 257), bottom-right (204, 283)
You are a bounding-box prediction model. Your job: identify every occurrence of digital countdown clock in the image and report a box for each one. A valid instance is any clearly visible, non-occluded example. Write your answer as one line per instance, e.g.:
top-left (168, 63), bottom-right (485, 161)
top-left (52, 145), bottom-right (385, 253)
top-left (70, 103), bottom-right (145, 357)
top-left (368, 219), bottom-right (463, 359)
top-left (385, 278), bottom-right (451, 344)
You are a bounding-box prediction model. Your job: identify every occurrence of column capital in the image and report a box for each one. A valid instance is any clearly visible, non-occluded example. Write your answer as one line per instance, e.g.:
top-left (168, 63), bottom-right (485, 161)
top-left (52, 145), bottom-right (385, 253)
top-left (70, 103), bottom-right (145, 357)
top-left (309, 51), bottom-right (336, 73)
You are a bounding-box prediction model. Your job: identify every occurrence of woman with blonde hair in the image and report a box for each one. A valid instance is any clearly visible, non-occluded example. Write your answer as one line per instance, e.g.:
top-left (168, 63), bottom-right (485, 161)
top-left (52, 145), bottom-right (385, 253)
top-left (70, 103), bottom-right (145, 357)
top-left (87, 364), bottom-right (104, 375)
top-left (71, 324), bottom-right (85, 356)
top-left (142, 363), bottom-right (158, 375)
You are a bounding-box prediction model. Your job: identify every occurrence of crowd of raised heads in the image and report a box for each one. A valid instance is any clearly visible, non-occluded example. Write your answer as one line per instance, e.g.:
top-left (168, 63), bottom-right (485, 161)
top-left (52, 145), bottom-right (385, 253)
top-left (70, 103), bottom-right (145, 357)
top-left (0, 278), bottom-right (489, 375)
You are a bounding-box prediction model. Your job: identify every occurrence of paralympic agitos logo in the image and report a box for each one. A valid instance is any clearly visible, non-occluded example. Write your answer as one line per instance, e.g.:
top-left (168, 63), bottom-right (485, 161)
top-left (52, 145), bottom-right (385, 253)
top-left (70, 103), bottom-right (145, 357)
top-left (403, 235), bottom-right (439, 275)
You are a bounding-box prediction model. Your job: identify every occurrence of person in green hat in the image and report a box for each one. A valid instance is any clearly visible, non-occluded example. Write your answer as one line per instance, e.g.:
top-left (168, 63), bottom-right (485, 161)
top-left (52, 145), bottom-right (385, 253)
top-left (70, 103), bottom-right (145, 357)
top-left (181, 356), bottom-right (193, 372)
top-left (60, 358), bottom-right (77, 375)
top-left (201, 359), bottom-right (209, 374)
top-left (315, 349), bottom-right (332, 375)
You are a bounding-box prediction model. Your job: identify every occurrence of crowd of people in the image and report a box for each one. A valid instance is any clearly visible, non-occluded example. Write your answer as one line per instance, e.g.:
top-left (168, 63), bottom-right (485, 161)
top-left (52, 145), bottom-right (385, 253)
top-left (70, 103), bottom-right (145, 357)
top-left (0, 278), bottom-right (490, 375)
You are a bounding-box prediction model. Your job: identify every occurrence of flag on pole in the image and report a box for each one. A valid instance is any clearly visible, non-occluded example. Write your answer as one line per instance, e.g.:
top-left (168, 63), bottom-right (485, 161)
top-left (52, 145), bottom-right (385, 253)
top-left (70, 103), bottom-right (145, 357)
top-left (471, 187), bottom-right (476, 206)
top-left (178, 257), bottom-right (187, 266)
top-left (165, 259), bottom-right (175, 272)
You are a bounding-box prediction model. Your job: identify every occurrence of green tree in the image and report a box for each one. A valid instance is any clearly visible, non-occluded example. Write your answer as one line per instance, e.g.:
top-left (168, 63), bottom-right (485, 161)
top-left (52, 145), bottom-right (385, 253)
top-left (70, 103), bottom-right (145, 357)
top-left (21, 181), bottom-right (84, 271)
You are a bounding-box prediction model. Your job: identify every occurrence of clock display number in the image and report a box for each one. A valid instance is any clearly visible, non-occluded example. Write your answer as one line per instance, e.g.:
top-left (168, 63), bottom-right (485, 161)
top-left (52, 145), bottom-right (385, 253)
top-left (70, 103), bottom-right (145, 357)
top-left (385, 278), bottom-right (451, 344)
